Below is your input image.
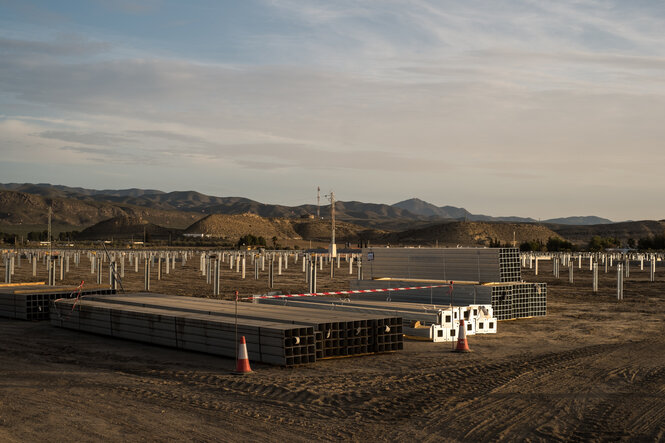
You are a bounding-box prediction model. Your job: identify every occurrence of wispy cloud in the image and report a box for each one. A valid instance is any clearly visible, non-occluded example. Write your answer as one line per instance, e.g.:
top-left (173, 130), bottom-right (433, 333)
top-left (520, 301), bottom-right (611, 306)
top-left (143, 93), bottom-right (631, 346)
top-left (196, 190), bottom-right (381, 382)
top-left (1, 0), bottom-right (665, 218)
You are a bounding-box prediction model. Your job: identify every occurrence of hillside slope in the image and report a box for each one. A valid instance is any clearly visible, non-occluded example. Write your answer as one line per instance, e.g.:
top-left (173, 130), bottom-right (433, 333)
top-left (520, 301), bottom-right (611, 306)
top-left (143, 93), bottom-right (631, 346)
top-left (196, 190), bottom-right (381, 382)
top-left (0, 190), bottom-right (202, 229)
top-left (385, 221), bottom-right (563, 247)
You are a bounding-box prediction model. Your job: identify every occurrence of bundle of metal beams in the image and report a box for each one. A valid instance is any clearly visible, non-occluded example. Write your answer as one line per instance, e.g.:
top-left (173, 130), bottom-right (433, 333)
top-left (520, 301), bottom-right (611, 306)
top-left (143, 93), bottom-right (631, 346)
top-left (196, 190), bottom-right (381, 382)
top-left (0, 284), bottom-right (116, 320)
top-left (52, 294), bottom-right (403, 364)
top-left (349, 280), bottom-right (546, 320)
top-left (361, 247), bottom-right (521, 283)
top-left (51, 298), bottom-right (316, 366)
top-left (258, 296), bottom-right (444, 327)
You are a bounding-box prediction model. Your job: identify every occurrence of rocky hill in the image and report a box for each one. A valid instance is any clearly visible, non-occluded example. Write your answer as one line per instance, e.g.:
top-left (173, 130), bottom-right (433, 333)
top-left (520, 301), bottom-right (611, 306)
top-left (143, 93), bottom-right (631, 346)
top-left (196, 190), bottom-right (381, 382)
top-left (184, 213), bottom-right (301, 241)
top-left (385, 221), bottom-right (563, 247)
top-left (76, 215), bottom-right (174, 240)
top-left (0, 190), bottom-right (202, 229)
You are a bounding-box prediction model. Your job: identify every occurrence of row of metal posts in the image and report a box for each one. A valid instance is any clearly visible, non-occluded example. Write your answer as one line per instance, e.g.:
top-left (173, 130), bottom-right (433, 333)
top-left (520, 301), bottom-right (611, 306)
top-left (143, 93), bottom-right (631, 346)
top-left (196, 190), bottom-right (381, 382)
top-left (524, 252), bottom-right (661, 300)
top-left (196, 250), bottom-right (362, 296)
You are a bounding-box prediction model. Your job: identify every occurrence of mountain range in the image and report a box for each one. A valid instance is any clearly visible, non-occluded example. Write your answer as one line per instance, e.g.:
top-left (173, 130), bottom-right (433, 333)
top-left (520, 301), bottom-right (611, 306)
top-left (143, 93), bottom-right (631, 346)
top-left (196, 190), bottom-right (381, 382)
top-left (0, 183), bottom-right (612, 228)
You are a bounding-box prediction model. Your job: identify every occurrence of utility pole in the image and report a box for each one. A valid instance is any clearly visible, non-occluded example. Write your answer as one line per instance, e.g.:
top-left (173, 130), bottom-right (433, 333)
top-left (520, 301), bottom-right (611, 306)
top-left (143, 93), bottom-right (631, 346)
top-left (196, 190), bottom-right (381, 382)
top-left (326, 191), bottom-right (336, 257)
top-left (48, 205), bottom-right (52, 257)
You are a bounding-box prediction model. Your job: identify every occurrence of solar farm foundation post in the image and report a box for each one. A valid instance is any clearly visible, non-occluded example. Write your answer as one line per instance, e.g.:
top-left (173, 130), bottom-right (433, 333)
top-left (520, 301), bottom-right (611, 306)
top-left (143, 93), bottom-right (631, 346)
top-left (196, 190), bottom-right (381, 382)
top-left (144, 258), bottom-right (151, 291)
top-left (4, 256), bottom-right (10, 284)
top-left (592, 261), bottom-right (598, 293)
top-left (268, 258), bottom-right (274, 289)
top-left (617, 263), bottom-right (624, 301)
top-left (96, 257), bottom-right (102, 285)
top-left (278, 254), bottom-right (282, 275)
top-left (110, 262), bottom-right (118, 290)
top-left (241, 255), bottom-right (246, 279)
top-left (625, 258), bottom-right (630, 278)
top-left (211, 255), bottom-right (220, 296)
top-left (569, 262), bottom-right (574, 284)
top-left (32, 256), bottom-right (37, 277)
top-left (50, 257), bottom-right (58, 286)
top-left (349, 255), bottom-right (353, 274)
top-left (650, 255), bottom-right (656, 282)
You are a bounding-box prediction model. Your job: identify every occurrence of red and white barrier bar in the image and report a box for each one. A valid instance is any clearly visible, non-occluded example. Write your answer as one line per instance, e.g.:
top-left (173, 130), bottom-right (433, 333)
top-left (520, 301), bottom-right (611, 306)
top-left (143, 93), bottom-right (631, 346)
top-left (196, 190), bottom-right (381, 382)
top-left (244, 284), bottom-right (452, 300)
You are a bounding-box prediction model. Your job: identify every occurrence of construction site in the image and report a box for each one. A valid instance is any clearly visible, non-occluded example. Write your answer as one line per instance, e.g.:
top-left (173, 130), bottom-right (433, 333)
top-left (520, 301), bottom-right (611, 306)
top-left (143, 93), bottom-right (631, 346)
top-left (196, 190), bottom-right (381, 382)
top-left (1, 246), bottom-right (664, 441)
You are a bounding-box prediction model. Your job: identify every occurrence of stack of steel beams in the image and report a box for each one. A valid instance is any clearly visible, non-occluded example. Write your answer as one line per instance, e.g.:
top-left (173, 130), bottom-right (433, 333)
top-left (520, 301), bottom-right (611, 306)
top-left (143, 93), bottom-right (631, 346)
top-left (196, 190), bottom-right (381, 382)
top-left (0, 283), bottom-right (115, 320)
top-left (51, 298), bottom-right (316, 366)
top-left (361, 247), bottom-right (521, 283)
top-left (349, 280), bottom-right (547, 321)
top-left (258, 296), bottom-right (443, 326)
top-left (53, 294), bottom-right (403, 364)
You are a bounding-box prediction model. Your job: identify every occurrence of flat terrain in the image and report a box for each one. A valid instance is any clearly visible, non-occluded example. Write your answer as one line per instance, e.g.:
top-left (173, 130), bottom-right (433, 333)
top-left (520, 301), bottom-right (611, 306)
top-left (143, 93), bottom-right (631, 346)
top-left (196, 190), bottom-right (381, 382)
top-left (1, 253), bottom-right (664, 441)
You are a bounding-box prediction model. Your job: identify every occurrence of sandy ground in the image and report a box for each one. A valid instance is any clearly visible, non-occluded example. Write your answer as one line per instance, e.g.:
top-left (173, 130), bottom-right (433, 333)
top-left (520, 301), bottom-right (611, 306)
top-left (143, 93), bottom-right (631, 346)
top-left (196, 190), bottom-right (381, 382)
top-left (1, 252), bottom-right (664, 442)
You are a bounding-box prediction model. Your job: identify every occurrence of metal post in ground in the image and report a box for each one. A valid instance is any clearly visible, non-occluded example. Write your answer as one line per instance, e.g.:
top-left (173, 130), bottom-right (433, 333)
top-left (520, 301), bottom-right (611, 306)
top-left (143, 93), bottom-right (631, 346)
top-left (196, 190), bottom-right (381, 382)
top-left (617, 263), bottom-right (624, 301)
top-left (32, 256), bottom-right (37, 277)
top-left (625, 257), bottom-right (630, 278)
top-left (52, 257), bottom-right (58, 286)
top-left (144, 258), bottom-right (151, 291)
top-left (569, 261), bottom-right (574, 284)
top-left (241, 255), bottom-right (246, 279)
top-left (213, 256), bottom-right (220, 296)
top-left (96, 257), bottom-right (102, 285)
top-left (110, 262), bottom-right (118, 290)
top-left (268, 258), bottom-right (274, 289)
top-left (4, 256), bottom-right (10, 284)
top-left (650, 255), bottom-right (656, 282)
top-left (592, 261), bottom-right (598, 293)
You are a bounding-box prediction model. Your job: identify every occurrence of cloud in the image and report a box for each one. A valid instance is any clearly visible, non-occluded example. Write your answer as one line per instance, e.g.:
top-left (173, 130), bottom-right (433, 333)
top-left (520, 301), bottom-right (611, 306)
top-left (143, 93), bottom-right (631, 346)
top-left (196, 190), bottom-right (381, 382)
top-left (3, 1), bottom-right (665, 218)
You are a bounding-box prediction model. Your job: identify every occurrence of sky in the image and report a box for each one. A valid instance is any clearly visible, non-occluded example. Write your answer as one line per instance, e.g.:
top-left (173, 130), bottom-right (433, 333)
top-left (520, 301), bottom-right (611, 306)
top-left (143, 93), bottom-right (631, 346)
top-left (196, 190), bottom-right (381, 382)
top-left (1, 0), bottom-right (665, 221)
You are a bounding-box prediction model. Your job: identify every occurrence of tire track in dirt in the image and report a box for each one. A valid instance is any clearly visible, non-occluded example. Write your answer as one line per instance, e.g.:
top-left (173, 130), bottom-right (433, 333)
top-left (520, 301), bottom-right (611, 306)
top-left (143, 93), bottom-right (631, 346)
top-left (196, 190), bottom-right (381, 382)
top-left (390, 343), bottom-right (628, 441)
top-left (568, 366), bottom-right (665, 441)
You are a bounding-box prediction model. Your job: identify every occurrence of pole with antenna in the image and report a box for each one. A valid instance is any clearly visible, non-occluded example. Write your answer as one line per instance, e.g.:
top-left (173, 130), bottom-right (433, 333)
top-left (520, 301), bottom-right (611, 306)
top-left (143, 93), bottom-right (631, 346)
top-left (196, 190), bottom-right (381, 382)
top-left (325, 191), bottom-right (336, 258)
top-left (48, 205), bottom-right (52, 257)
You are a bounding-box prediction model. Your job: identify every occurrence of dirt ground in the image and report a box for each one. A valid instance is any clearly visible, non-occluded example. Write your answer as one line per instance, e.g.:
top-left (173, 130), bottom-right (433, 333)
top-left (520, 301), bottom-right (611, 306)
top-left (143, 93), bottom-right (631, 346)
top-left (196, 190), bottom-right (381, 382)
top-left (1, 252), bottom-right (664, 442)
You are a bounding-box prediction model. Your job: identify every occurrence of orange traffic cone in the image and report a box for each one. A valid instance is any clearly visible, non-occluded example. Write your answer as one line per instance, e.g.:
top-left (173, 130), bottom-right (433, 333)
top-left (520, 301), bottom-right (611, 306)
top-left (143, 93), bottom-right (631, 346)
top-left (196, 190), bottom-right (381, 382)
top-left (453, 319), bottom-right (471, 353)
top-left (234, 336), bottom-right (253, 374)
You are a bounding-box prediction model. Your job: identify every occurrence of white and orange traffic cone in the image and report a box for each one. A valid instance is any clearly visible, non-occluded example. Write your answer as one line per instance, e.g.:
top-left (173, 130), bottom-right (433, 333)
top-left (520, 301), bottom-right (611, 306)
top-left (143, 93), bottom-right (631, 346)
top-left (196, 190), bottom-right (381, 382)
top-left (234, 336), bottom-right (253, 374)
top-left (453, 319), bottom-right (471, 353)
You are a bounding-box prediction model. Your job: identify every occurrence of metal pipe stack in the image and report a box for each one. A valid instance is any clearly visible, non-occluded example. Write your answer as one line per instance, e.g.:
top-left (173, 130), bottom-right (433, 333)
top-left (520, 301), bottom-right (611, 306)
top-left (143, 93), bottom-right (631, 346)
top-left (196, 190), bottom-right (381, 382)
top-left (51, 298), bottom-right (315, 366)
top-left (0, 284), bottom-right (115, 320)
top-left (51, 293), bottom-right (403, 365)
